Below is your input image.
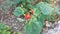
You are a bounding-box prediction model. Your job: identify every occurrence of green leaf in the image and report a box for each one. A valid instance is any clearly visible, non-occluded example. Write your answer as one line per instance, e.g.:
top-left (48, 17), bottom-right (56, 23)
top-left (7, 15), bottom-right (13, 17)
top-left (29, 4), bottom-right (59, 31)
top-left (6, 31), bottom-right (10, 34)
top-left (1, 30), bottom-right (6, 34)
top-left (26, 0), bottom-right (34, 3)
top-left (1, 30), bottom-right (10, 34)
top-left (0, 23), bottom-right (10, 30)
top-left (27, 4), bottom-right (33, 9)
top-left (45, 0), bottom-right (50, 3)
top-left (37, 14), bottom-right (44, 32)
top-left (36, 2), bottom-right (54, 15)
top-left (0, 23), bottom-right (22, 34)
top-left (22, 8), bottom-right (28, 14)
top-left (18, 31), bottom-right (22, 34)
top-left (13, 7), bottom-right (24, 17)
top-left (1, 5), bottom-right (9, 12)
top-left (6, 0), bottom-right (11, 6)
top-left (24, 16), bottom-right (44, 34)
top-left (33, 8), bottom-right (41, 16)
top-left (13, 0), bottom-right (22, 4)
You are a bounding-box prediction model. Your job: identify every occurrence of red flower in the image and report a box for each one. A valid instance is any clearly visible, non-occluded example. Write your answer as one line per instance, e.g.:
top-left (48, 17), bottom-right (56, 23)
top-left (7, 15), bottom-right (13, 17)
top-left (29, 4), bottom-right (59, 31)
top-left (25, 13), bottom-right (31, 21)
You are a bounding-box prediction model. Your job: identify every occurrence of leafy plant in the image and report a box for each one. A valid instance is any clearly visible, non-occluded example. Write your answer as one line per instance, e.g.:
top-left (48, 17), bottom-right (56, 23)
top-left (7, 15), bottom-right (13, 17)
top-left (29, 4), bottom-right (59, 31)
top-left (0, 23), bottom-right (22, 34)
top-left (24, 15), bottom-right (44, 34)
top-left (1, 0), bottom-right (57, 34)
top-left (13, 7), bottom-right (24, 17)
top-left (0, 23), bottom-right (11, 34)
top-left (12, 0), bottom-right (56, 34)
top-left (36, 2), bottom-right (54, 15)
top-left (0, 23), bottom-right (11, 30)
top-left (45, 0), bottom-right (50, 3)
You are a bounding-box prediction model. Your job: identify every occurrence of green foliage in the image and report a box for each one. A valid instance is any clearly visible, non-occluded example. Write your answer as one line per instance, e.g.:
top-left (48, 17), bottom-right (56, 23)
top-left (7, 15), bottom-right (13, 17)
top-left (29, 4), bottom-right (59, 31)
top-left (24, 15), bottom-right (44, 34)
top-left (11, 0), bottom-right (23, 8)
top-left (12, 0), bottom-right (22, 4)
top-left (13, 7), bottom-right (24, 17)
top-left (22, 1), bottom-right (56, 34)
top-left (22, 0), bottom-right (35, 9)
top-left (1, 0), bottom-right (20, 12)
top-left (2, 0), bottom-right (56, 34)
top-left (1, 0), bottom-right (12, 12)
top-left (36, 2), bottom-right (54, 15)
top-left (22, 8), bottom-right (28, 14)
top-left (45, 0), bottom-right (50, 3)
top-left (0, 0), bottom-right (57, 34)
top-left (18, 31), bottom-right (22, 34)
top-left (49, 15), bottom-right (57, 21)
top-left (33, 8), bottom-right (41, 16)
top-left (0, 23), bottom-right (22, 34)
top-left (26, 0), bottom-right (34, 3)
top-left (0, 23), bottom-right (10, 30)
top-left (1, 5), bottom-right (9, 12)
top-left (1, 30), bottom-right (10, 34)
top-left (6, 0), bottom-right (12, 6)
top-left (0, 23), bottom-right (11, 34)
top-left (12, 0), bottom-right (22, 8)
top-left (55, 6), bottom-right (60, 14)
top-left (27, 4), bottom-right (33, 9)
top-left (0, 0), bottom-right (11, 12)
top-left (45, 0), bottom-right (56, 3)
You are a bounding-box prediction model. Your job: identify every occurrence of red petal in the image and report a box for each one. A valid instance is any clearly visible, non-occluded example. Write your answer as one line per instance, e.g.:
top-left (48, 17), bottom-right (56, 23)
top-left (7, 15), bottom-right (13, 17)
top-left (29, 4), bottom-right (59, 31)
top-left (25, 13), bottom-right (31, 20)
